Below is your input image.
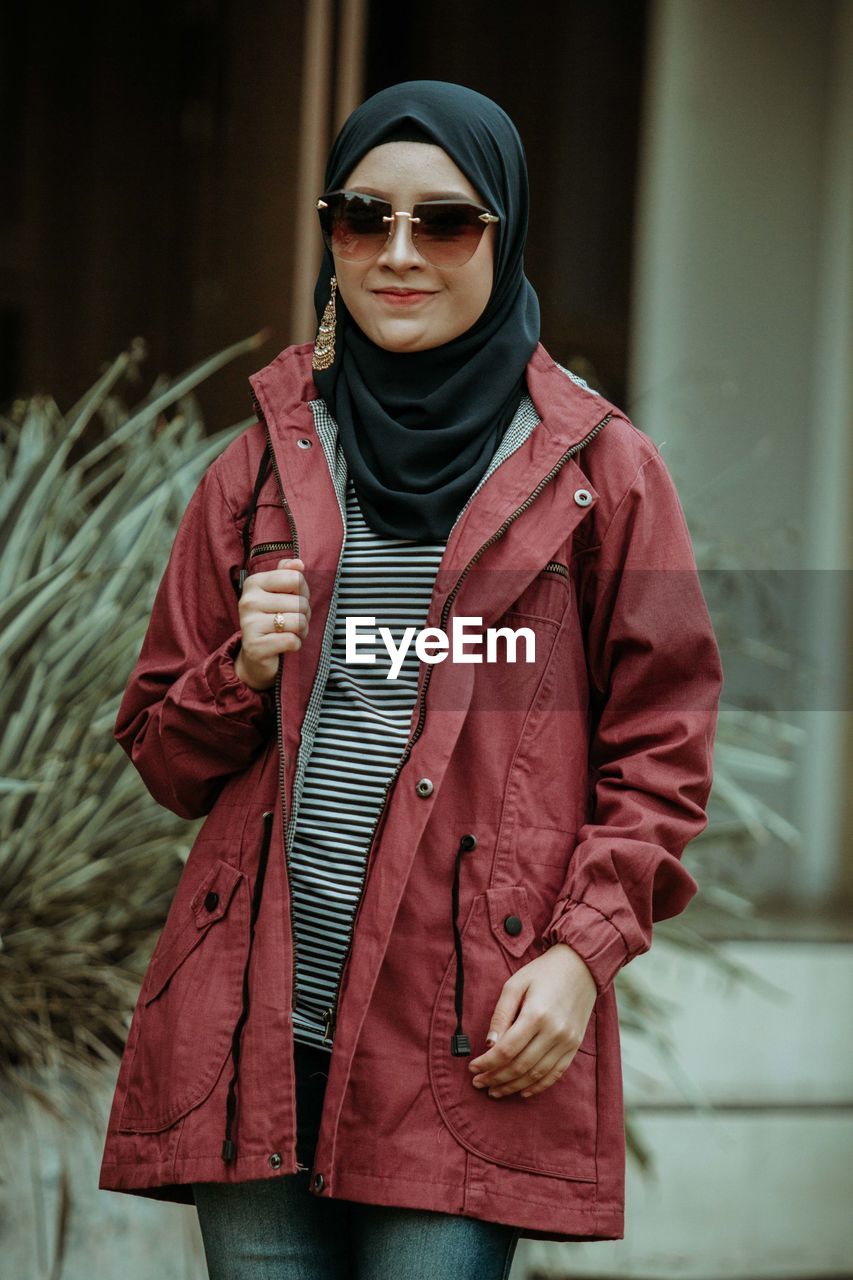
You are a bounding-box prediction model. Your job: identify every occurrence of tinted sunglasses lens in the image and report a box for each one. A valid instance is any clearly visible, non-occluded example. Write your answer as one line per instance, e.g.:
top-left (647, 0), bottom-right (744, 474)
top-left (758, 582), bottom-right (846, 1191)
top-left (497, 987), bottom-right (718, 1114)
top-left (323, 193), bottom-right (388, 260)
top-left (414, 203), bottom-right (488, 266)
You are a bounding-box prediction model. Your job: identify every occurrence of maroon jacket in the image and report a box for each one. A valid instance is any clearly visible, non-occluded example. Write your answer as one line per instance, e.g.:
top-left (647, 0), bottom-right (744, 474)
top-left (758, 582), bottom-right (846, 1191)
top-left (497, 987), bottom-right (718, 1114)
top-left (98, 341), bottom-right (722, 1242)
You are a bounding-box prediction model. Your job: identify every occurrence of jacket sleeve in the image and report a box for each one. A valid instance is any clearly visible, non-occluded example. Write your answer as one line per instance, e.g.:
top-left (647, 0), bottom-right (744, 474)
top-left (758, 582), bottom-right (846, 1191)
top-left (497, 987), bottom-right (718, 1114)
top-left (114, 458), bottom-right (276, 820)
top-left (542, 449), bottom-right (723, 995)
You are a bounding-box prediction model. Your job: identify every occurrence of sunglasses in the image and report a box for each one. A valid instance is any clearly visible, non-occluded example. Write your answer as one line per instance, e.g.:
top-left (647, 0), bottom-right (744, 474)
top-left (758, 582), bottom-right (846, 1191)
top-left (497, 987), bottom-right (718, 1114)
top-left (316, 190), bottom-right (499, 267)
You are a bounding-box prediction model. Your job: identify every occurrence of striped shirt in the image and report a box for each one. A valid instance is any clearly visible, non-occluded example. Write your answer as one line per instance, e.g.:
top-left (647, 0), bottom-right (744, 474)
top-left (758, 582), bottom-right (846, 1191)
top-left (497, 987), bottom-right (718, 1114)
top-left (288, 372), bottom-right (598, 1052)
top-left (287, 471), bottom-right (445, 1051)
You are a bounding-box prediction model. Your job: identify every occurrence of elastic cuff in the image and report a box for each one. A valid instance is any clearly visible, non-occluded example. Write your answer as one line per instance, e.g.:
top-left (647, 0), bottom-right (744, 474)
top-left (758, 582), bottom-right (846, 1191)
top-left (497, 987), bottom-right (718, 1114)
top-left (202, 630), bottom-right (276, 728)
top-left (542, 899), bottom-right (632, 996)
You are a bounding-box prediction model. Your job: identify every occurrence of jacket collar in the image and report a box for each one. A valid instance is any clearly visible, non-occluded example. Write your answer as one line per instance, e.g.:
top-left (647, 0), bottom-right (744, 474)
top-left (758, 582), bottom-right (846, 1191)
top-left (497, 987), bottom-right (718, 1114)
top-left (249, 340), bottom-right (615, 452)
top-left (248, 342), bottom-right (618, 628)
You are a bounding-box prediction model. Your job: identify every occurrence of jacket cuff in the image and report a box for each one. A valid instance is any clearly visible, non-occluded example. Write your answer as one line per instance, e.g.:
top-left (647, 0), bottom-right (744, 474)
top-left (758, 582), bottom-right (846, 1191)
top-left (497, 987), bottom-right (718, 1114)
top-left (542, 899), bottom-right (632, 996)
top-left (202, 630), bottom-right (276, 728)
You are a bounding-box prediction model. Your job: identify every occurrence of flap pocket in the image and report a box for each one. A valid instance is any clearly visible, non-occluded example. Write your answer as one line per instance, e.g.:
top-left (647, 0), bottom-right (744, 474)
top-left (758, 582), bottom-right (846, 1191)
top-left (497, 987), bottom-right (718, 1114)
top-left (486, 886), bottom-right (535, 959)
top-left (428, 887), bottom-right (598, 1182)
top-left (144, 859), bottom-right (244, 1006)
top-left (118, 854), bottom-right (251, 1132)
top-left (190, 859), bottom-right (243, 928)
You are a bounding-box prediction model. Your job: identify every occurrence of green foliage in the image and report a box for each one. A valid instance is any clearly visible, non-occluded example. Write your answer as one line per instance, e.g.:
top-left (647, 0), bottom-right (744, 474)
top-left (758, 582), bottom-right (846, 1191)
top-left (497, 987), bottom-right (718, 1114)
top-left (0, 333), bottom-right (265, 1114)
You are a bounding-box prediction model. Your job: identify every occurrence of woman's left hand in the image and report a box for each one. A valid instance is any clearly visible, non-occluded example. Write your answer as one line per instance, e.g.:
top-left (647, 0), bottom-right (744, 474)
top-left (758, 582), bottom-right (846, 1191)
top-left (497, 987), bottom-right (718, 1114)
top-left (467, 943), bottom-right (597, 1099)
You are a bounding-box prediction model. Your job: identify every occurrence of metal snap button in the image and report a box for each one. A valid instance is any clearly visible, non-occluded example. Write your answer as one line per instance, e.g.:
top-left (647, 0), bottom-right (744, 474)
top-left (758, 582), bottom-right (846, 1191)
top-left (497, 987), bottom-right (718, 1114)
top-left (268, 1152), bottom-right (282, 1169)
top-left (297, 438), bottom-right (313, 449)
top-left (573, 488), bottom-right (593, 507)
top-left (503, 914), bottom-right (523, 936)
top-left (460, 834), bottom-right (477, 851)
top-left (204, 891), bottom-right (220, 912)
top-left (415, 778), bottom-right (434, 797)
top-left (312, 1172), bottom-right (325, 1192)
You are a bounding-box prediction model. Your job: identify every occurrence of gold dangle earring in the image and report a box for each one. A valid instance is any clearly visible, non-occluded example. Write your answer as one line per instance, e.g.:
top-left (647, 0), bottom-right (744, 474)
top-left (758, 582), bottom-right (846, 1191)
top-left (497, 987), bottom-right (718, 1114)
top-left (312, 275), bottom-right (337, 371)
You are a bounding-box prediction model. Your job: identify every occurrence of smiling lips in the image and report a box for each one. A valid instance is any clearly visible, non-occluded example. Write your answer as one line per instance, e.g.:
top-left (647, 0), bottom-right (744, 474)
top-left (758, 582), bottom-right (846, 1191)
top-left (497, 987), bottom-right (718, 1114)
top-left (373, 289), bottom-right (436, 306)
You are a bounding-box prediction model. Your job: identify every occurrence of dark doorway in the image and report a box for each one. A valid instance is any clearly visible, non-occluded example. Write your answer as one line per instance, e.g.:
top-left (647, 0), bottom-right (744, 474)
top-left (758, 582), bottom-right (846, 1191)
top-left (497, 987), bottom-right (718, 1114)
top-left (2, 0), bottom-right (305, 425)
top-left (365, 0), bottom-right (649, 406)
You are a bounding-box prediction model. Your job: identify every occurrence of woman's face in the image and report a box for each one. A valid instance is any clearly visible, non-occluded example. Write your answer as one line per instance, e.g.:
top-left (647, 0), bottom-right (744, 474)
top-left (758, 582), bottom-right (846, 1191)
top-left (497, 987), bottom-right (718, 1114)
top-left (331, 142), bottom-right (495, 353)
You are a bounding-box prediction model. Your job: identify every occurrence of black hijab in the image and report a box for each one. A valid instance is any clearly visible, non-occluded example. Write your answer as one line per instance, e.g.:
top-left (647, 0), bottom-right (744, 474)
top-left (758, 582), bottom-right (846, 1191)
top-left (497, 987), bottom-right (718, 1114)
top-left (312, 80), bottom-right (540, 542)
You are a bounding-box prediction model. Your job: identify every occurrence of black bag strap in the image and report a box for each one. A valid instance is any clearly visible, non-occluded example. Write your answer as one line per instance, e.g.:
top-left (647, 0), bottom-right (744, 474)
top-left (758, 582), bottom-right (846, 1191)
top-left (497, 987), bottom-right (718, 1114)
top-left (234, 441), bottom-right (271, 600)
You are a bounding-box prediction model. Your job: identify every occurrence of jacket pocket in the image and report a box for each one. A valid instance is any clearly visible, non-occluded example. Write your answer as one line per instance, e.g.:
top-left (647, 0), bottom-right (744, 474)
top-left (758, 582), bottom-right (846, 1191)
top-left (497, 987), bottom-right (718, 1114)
top-left (429, 885), bottom-right (598, 1182)
top-left (116, 858), bottom-right (250, 1133)
top-left (504, 559), bottom-right (573, 628)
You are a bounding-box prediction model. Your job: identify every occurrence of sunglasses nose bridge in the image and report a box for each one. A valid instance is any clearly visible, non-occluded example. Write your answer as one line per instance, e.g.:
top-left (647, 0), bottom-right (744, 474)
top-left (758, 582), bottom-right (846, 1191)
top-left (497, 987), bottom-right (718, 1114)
top-left (377, 210), bottom-right (423, 264)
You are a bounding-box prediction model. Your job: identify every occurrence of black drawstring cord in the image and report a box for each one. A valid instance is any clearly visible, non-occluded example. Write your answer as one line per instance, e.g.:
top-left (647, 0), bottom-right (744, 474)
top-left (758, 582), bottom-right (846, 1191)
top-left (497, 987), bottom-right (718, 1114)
top-left (222, 809), bottom-right (275, 1163)
top-left (450, 833), bottom-right (477, 1056)
top-left (235, 441), bottom-right (272, 602)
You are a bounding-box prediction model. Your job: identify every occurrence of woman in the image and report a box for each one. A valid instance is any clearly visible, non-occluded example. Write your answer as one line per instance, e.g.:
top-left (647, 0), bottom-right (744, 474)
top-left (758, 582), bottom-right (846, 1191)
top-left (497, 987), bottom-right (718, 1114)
top-left (98, 81), bottom-right (723, 1278)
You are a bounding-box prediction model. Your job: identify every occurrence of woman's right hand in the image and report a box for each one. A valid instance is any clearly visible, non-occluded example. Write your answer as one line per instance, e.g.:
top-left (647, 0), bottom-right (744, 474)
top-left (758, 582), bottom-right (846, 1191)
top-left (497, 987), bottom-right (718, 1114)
top-left (234, 558), bottom-right (312, 691)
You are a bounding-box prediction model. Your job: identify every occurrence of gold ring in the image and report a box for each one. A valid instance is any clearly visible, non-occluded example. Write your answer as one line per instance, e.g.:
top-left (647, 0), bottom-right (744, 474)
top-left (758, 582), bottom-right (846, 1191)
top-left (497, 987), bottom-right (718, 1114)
top-left (273, 613), bottom-right (287, 633)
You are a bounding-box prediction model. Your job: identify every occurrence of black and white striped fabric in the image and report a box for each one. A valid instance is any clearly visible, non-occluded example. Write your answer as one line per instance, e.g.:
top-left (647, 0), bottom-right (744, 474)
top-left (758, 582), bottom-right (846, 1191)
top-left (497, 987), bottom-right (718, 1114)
top-left (287, 469), bottom-right (446, 1051)
top-left (288, 371), bottom-right (597, 1051)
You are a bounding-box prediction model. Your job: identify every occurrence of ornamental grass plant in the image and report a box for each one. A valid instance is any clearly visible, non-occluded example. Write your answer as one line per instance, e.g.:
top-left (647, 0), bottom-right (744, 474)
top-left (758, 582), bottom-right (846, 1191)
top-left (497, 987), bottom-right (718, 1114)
top-left (0, 332), bottom-right (266, 1124)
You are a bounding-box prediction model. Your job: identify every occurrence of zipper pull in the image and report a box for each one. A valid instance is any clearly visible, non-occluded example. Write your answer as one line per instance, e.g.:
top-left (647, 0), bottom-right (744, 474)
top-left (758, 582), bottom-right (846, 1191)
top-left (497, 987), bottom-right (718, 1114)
top-left (322, 1007), bottom-right (336, 1043)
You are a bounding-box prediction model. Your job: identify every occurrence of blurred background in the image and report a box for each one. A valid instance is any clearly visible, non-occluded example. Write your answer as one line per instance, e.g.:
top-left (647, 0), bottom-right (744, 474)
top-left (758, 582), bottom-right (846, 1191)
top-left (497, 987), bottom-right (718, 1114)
top-left (1, 0), bottom-right (851, 1277)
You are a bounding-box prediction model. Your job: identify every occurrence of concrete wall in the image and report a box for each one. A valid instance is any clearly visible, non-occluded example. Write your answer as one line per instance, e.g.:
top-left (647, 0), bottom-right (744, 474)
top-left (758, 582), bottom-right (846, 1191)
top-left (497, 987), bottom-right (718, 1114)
top-left (627, 0), bottom-right (853, 902)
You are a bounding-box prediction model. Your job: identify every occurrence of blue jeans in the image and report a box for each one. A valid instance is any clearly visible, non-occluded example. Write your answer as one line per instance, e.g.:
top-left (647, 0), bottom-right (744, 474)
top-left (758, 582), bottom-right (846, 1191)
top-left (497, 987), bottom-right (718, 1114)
top-left (193, 1040), bottom-right (521, 1279)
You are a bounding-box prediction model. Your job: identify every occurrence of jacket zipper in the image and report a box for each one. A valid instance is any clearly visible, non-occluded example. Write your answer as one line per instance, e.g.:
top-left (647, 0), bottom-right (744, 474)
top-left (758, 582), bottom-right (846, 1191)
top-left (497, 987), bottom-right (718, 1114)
top-left (323, 410), bottom-right (613, 1042)
top-left (250, 539), bottom-right (294, 558)
top-left (250, 388), bottom-right (303, 1022)
top-left (542, 559), bottom-right (569, 579)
